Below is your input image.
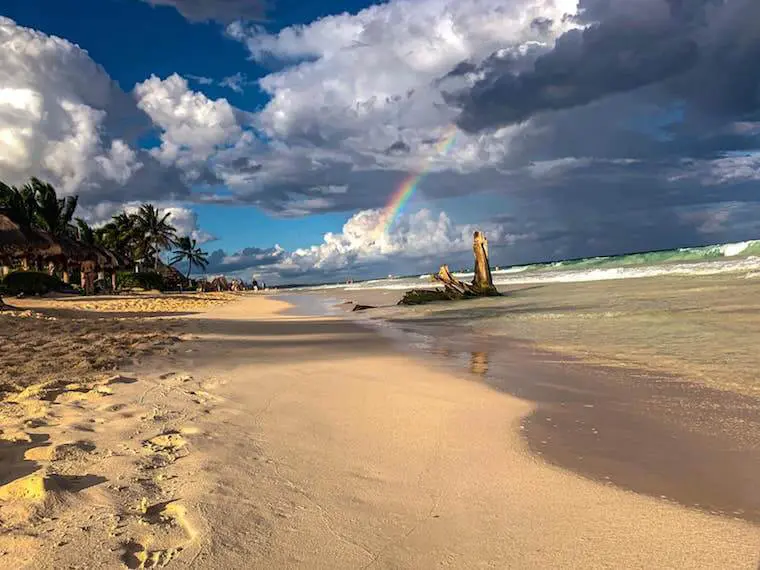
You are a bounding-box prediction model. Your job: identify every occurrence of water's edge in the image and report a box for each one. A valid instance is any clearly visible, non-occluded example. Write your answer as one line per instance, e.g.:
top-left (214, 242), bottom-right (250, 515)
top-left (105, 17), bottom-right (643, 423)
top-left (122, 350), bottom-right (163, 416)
top-left (277, 291), bottom-right (760, 525)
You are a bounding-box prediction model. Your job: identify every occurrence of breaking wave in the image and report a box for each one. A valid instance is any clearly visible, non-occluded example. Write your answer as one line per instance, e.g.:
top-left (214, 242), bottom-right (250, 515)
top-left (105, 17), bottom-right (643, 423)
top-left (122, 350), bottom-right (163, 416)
top-left (299, 239), bottom-right (760, 291)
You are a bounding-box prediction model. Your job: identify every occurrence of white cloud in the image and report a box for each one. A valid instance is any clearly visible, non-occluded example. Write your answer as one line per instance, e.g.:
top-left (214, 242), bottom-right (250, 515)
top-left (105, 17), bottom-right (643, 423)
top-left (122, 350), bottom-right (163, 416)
top-left (186, 74), bottom-right (215, 86)
top-left (228, 0), bottom-right (579, 168)
top-left (134, 73), bottom-right (244, 173)
top-left (706, 153), bottom-right (760, 184)
top-left (219, 72), bottom-right (253, 93)
top-left (0, 18), bottom-right (147, 195)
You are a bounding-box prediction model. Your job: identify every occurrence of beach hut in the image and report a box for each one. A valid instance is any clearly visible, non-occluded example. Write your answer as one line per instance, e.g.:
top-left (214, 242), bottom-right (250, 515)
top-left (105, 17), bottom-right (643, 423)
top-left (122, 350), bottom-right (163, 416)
top-left (0, 212), bottom-right (61, 273)
top-left (0, 212), bottom-right (124, 294)
top-left (0, 212), bottom-right (27, 275)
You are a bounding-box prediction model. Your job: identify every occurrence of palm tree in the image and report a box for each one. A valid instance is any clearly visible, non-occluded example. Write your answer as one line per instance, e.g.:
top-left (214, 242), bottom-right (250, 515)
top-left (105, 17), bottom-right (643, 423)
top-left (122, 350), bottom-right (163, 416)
top-left (97, 212), bottom-right (139, 261)
top-left (0, 181), bottom-right (37, 229)
top-left (26, 178), bottom-right (78, 237)
top-left (170, 236), bottom-right (209, 279)
top-left (75, 218), bottom-right (95, 246)
top-left (133, 204), bottom-right (177, 269)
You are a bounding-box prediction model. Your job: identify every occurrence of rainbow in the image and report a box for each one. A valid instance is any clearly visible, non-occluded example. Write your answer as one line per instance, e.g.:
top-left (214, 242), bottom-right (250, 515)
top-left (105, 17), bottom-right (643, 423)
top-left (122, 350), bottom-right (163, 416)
top-left (376, 125), bottom-right (459, 235)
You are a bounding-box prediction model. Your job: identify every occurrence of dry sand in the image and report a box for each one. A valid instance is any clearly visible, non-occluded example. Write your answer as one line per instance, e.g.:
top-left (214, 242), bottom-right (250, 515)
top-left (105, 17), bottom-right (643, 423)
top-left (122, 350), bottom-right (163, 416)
top-left (0, 293), bottom-right (758, 568)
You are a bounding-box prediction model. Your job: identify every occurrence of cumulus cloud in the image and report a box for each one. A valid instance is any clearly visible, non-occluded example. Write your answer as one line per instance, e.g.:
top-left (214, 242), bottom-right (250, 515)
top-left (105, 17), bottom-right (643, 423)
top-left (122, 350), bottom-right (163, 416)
top-left (229, 0), bottom-right (579, 155)
top-left (139, 0), bottom-right (268, 23)
top-left (134, 74), bottom-right (246, 178)
top-left (0, 17), bottom-right (190, 203)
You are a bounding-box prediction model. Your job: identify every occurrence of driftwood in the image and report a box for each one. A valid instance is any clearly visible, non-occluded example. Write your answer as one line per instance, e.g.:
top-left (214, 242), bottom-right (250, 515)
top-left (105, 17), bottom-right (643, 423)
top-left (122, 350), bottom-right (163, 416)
top-left (400, 231), bottom-right (500, 305)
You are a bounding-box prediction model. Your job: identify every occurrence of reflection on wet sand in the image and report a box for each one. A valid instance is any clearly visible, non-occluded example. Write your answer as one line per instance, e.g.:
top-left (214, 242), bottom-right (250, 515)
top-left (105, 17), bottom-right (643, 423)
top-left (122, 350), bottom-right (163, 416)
top-left (469, 351), bottom-right (489, 376)
top-left (388, 331), bottom-right (760, 525)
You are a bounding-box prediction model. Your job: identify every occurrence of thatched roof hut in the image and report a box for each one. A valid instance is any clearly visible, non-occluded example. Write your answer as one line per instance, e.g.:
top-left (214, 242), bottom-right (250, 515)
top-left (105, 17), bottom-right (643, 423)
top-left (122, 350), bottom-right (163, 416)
top-left (0, 212), bottom-right (60, 263)
top-left (0, 212), bottom-right (123, 270)
top-left (0, 213), bottom-right (28, 261)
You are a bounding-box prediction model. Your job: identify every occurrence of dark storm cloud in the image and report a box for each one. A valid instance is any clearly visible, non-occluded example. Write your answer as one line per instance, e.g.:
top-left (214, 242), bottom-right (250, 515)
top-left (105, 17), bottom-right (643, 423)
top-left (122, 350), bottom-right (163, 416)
top-left (139, 0), bottom-right (268, 23)
top-left (229, 157), bottom-right (263, 173)
top-left (452, 0), bottom-right (760, 133)
top-left (530, 17), bottom-right (554, 34)
top-left (384, 140), bottom-right (411, 155)
top-left (205, 245), bottom-right (284, 273)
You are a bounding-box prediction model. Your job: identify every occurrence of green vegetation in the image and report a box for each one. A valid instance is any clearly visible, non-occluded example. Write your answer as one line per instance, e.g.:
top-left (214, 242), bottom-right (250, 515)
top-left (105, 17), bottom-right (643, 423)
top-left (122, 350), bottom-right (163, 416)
top-left (170, 236), bottom-right (209, 279)
top-left (1, 271), bottom-right (66, 296)
top-left (0, 177), bottom-right (211, 296)
top-left (115, 271), bottom-right (166, 292)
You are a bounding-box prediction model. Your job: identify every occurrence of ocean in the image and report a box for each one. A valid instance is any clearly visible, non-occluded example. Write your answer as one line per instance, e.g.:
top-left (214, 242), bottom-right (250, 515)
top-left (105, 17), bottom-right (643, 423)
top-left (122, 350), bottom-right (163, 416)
top-left (295, 238), bottom-right (760, 293)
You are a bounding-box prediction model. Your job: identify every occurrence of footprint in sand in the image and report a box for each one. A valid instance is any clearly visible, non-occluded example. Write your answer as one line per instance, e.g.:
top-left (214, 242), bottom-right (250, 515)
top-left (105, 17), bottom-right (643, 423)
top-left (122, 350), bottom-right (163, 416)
top-left (140, 431), bottom-right (189, 469)
top-left (120, 499), bottom-right (197, 569)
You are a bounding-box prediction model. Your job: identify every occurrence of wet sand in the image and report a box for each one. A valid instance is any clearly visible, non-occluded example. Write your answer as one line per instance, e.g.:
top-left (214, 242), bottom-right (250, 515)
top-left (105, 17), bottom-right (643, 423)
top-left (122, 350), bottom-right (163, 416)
top-left (312, 272), bottom-right (760, 525)
top-left (396, 333), bottom-right (760, 524)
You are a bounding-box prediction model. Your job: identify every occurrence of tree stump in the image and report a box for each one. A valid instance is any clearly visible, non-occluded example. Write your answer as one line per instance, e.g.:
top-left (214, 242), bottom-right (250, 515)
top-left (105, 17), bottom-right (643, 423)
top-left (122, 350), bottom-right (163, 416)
top-left (399, 231), bottom-right (501, 305)
top-left (472, 231), bottom-right (498, 295)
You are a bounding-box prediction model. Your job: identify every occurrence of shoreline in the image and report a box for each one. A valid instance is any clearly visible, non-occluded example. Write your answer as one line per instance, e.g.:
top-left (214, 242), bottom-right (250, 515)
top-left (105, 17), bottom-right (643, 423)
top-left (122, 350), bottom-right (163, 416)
top-left (297, 281), bottom-right (760, 524)
top-left (1, 292), bottom-right (759, 567)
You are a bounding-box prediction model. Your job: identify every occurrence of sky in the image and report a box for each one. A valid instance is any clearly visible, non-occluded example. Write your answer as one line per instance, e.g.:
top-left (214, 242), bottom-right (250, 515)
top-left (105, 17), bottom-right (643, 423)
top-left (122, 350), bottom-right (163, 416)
top-left (1, 0), bottom-right (759, 283)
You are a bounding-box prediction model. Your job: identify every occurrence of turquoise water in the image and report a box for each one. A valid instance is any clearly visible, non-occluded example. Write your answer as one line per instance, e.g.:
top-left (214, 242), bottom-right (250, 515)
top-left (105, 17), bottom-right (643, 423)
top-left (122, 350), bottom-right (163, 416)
top-left (296, 239), bottom-right (760, 292)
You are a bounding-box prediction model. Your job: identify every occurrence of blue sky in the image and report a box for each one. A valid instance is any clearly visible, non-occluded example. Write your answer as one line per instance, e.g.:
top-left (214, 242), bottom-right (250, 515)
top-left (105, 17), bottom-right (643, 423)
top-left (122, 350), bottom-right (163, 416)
top-left (1, 0), bottom-right (759, 282)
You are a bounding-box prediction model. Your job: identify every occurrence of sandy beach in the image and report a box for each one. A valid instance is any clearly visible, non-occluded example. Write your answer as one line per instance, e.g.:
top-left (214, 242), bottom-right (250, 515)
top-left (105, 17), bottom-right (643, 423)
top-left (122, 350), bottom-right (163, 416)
top-left (1, 291), bottom-right (759, 568)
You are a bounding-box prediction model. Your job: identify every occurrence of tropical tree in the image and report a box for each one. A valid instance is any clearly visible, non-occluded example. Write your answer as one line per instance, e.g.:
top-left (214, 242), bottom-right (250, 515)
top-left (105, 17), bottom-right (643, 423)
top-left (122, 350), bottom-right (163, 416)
top-left (97, 212), bottom-right (139, 260)
top-left (75, 218), bottom-right (95, 246)
top-left (133, 204), bottom-right (177, 269)
top-left (0, 181), bottom-right (37, 228)
top-left (26, 178), bottom-right (78, 236)
top-left (170, 236), bottom-right (209, 279)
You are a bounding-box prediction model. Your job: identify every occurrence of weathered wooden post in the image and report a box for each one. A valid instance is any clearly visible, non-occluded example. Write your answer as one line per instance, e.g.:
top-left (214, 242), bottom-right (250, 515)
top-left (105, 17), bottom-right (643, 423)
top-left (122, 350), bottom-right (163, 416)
top-left (472, 231), bottom-right (497, 294)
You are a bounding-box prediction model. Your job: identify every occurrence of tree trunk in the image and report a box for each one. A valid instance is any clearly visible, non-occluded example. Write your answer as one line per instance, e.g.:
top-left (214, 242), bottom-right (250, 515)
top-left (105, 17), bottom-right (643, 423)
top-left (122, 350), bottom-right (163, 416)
top-left (472, 231), bottom-right (497, 294)
top-left (400, 230), bottom-right (501, 305)
top-left (434, 265), bottom-right (475, 296)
